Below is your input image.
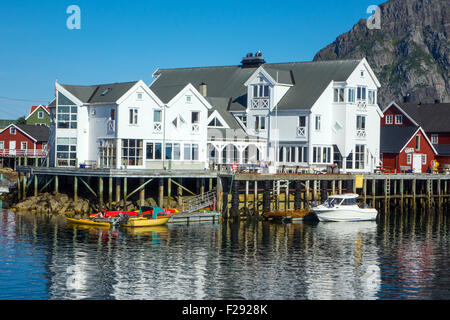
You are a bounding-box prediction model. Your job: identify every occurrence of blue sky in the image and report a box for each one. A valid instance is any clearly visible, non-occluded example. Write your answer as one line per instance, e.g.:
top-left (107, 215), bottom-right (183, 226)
top-left (0, 0), bottom-right (384, 119)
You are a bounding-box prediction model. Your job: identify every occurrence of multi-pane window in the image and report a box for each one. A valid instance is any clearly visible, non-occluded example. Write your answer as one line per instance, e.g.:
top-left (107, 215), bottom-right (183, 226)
top-left (184, 143), bottom-right (199, 161)
top-left (10, 127), bottom-right (16, 135)
top-left (315, 115), bottom-right (321, 131)
top-left (312, 146), bottom-right (331, 164)
top-left (368, 90), bottom-right (376, 104)
top-left (122, 139), bottom-right (143, 166)
top-left (38, 111), bottom-right (44, 119)
top-left (333, 88), bottom-right (345, 102)
top-left (99, 139), bottom-right (116, 168)
top-left (129, 108), bottom-right (138, 125)
top-left (57, 106), bottom-right (77, 129)
top-left (395, 114), bottom-right (403, 124)
top-left (357, 87), bottom-right (366, 101)
top-left (56, 137), bottom-right (77, 167)
top-left (385, 114), bottom-right (393, 125)
top-left (356, 115), bottom-right (366, 130)
top-left (415, 135), bottom-right (420, 151)
top-left (236, 115), bottom-right (247, 127)
top-left (355, 144), bottom-right (365, 169)
top-left (255, 116), bottom-right (266, 130)
top-left (407, 153), bottom-right (412, 165)
top-left (298, 146), bottom-right (308, 163)
top-left (0, 141), bottom-right (4, 150)
top-left (146, 142), bottom-right (162, 160)
top-left (164, 143), bottom-right (181, 160)
top-left (348, 88), bottom-right (355, 103)
top-left (208, 117), bottom-right (223, 127)
top-left (346, 151), bottom-right (353, 169)
top-left (422, 154), bottom-right (427, 165)
top-left (431, 134), bottom-right (438, 144)
top-left (253, 84), bottom-right (270, 98)
top-left (21, 142), bottom-right (27, 150)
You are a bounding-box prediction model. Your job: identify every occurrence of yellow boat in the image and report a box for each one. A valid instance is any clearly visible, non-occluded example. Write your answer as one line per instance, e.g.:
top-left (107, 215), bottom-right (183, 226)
top-left (66, 217), bottom-right (112, 228)
top-left (125, 225), bottom-right (169, 235)
top-left (122, 217), bottom-right (170, 228)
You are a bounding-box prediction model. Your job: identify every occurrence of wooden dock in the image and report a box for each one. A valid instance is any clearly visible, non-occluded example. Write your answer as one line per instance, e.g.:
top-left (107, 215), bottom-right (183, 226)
top-left (169, 211), bottom-right (221, 224)
top-left (11, 166), bottom-right (450, 219)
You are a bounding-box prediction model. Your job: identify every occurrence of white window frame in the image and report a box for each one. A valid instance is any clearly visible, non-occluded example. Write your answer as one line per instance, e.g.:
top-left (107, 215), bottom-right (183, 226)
top-left (415, 135), bottom-right (420, 151)
top-left (407, 153), bottom-right (412, 165)
top-left (21, 141), bottom-right (27, 150)
top-left (385, 115), bottom-right (393, 125)
top-left (395, 114), bottom-right (403, 124)
top-left (186, 95), bottom-right (192, 103)
top-left (38, 111), bottom-right (44, 119)
top-left (10, 127), bottom-right (16, 135)
top-left (315, 115), bottom-right (321, 131)
top-left (431, 134), bottom-right (438, 144)
top-left (333, 88), bottom-right (345, 103)
top-left (0, 141), bottom-right (4, 149)
top-left (348, 88), bottom-right (355, 103)
top-left (422, 154), bottom-right (427, 165)
top-left (255, 115), bottom-right (266, 131)
top-left (129, 108), bottom-right (139, 125)
top-left (137, 92), bottom-right (143, 101)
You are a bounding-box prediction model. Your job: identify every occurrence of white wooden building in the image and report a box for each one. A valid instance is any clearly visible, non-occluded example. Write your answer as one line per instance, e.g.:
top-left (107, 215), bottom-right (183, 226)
top-left (49, 80), bottom-right (211, 169)
top-left (150, 52), bottom-right (383, 173)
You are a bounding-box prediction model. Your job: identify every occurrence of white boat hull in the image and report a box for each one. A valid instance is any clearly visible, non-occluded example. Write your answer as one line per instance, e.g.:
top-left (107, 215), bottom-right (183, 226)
top-left (312, 207), bottom-right (378, 222)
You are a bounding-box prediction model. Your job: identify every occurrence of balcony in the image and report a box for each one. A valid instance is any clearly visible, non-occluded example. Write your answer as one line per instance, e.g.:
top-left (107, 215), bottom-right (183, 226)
top-left (356, 129), bottom-right (367, 139)
top-left (296, 126), bottom-right (307, 138)
top-left (251, 98), bottom-right (269, 109)
top-left (191, 123), bottom-right (200, 134)
top-left (0, 149), bottom-right (48, 157)
top-left (153, 122), bottom-right (162, 133)
top-left (357, 101), bottom-right (367, 111)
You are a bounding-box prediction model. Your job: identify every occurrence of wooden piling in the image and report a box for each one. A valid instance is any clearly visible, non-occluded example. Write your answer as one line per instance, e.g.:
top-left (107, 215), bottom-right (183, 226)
top-left (74, 176), bottom-right (78, 202)
top-left (99, 177), bottom-right (104, 208)
top-left (139, 178), bottom-right (145, 207)
top-left (159, 178), bottom-right (164, 208)
top-left (115, 178), bottom-right (121, 203)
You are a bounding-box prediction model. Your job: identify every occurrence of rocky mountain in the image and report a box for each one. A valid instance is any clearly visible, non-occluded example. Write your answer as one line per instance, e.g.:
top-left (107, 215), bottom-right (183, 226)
top-left (313, 0), bottom-right (449, 107)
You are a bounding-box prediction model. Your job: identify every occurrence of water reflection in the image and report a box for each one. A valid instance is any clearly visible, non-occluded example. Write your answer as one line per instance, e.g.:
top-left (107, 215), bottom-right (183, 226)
top-left (0, 209), bottom-right (448, 300)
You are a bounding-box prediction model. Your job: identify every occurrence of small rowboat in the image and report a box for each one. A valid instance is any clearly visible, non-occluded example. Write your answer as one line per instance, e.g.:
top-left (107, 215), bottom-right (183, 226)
top-left (66, 217), bottom-right (112, 228)
top-left (121, 217), bottom-right (170, 228)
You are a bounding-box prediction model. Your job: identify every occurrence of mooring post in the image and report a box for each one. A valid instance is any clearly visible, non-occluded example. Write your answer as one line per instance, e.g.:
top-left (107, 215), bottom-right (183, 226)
top-left (139, 178), bottom-right (145, 207)
top-left (263, 180), bottom-right (271, 213)
top-left (216, 177), bottom-right (223, 212)
top-left (372, 179), bottom-right (376, 208)
top-left (34, 174), bottom-right (38, 197)
top-left (54, 175), bottom-right (59, 194)
top-left (253, 180), bottom-right (258, 213)
top-left (332, 180), bottom-right (336, 195)
top-left (22, 173), bottom-right (27, 200)
top-left (123, 177), bottom-right (128, 203)
top-left (438, 178), bottom-right (442, 211)
top-left (99, 177), bottom-right (104, 209)
top-left (115, 178), bottom-right (121, 203)
top-left (158, 178), bottom-right (164, 208)
top-left (400, 179), bottom-right (404, 213)
top-left (109, 177), bottom-right (113, 208)
top-left (167, 178), bottom-right (172, 208)
top-left (363, 177), bottom-right (367, 203)
top-left (338, 180), bottom-right (342, 195)
top-left (230, 179), bottom-right (240, 220)
top-left (412, 178), bottom-right (417, 211)
top-left (294, 180), bottom-right (301, 210)
top-left (177, 179), bottom-right (182, 207)
top-left (305, 180), bottom-right (310, 207)
top-left (244, 180), bottom-right (249, 210)
top-left (74, 176), bottom-right (78, 202)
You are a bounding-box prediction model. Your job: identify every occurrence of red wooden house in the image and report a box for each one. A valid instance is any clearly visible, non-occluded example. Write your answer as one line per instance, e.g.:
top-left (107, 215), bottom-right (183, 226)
top-left (0, 124), bottom-right (49, 168)
top-left (383, 101), bottom-right (450, 166)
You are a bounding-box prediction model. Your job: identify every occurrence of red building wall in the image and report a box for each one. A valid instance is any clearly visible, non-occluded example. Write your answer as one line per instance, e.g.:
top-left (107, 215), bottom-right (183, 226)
top-left (381, 104), bottom-right (416, 127)
top-left (0, 126), bottom-right (44, 156)
top-left (382, 130), bottom-right (436, 173)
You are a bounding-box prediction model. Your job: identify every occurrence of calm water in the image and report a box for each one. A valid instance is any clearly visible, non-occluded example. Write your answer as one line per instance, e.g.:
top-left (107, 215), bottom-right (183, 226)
top-left (0, 209), bottom-right (448, 300)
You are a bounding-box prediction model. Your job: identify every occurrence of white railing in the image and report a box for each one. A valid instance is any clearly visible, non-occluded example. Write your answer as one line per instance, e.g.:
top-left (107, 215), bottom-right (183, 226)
top-left (251, 98), bottom-right (269, 109)
top-left (191, 124), bottom-right (200, 133)
top-left (356, 129), bottom-right (367, 138)
top-left (296, 126), bottom-right (306, 138)
top-left (107, 120), bottom-right (115, 133)
top-left (357, 101), bottom-right (367, 111)
top-left (153, 122), bottom-right (162, 133)
top-left (0, 149), bottom-right (48, 157)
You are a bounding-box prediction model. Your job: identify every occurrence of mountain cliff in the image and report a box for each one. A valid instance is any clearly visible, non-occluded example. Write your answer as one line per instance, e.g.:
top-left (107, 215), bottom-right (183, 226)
top-left (313, 0), bottom-right (449, 107)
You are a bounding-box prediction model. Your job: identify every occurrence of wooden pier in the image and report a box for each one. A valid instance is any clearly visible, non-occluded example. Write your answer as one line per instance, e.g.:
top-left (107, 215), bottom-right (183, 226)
top-left (13, 166), bottom-right (450, 218)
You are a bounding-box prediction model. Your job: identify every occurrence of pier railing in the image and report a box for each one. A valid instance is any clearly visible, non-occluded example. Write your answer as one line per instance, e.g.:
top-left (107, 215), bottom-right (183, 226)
top-left (182, 190), bottom-right (216, 213)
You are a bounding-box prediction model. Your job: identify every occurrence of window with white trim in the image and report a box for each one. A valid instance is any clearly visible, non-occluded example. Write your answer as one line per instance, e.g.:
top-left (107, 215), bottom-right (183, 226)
top-left (129, 108), bottom-right (138, 125)
top-left (415, 135), bottom-right (420, 151)
top-left (407, 153), bottom-right (412, 165)
top-left (122, 139), bottom-right (143, 166)
top-left (348, 88), bottom-right (355, 103)
top-left (422, 154), bottom-right (427, 165)
top-left (21, 142), bottom-right (27, 150)
top-left (431, 134), bottom-right (438, 144)
top-left (333, 88), bottom-right (345, 103)
top-left (395, 114), bottom-right (403, 124)
top-left (312, 146), bottom-right (332, 164)
top-left (368, 90), bottom-right (376, 104)
top-left (0, 141), bottom-right (4, 149)
top-left (385, 115), bottom-right (393, 125)
top-left (146, 142), bottom-right (162, 160)
top-left (315, 115), bottom-right (321, 131)
top-left (10, 127), bottom-right (16, 135)
top-left (255, 115), bottom-right (266, 130)
top-left (38, 111), bottom-right (44, 119)
top-left (56, 137), bottom-right (77, 167)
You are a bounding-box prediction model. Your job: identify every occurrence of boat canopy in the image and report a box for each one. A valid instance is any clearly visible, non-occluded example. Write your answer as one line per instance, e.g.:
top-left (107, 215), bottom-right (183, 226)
top-left (328, 193), bottom-right (359, 199)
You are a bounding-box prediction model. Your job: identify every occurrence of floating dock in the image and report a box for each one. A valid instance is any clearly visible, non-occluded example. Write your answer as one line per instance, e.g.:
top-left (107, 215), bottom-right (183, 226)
top-left (169, 211), bottom-right (221, 224)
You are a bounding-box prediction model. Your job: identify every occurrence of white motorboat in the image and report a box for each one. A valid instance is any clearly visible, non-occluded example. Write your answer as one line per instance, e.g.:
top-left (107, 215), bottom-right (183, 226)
top-left (312, 193), bottom-right (378, 222)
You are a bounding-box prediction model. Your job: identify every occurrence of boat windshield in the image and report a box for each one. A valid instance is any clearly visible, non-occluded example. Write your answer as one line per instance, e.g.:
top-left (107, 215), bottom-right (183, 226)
top-left (341, 198), bottom-right (357, 206)
top-left (324, 198), bottom-right (338, 207)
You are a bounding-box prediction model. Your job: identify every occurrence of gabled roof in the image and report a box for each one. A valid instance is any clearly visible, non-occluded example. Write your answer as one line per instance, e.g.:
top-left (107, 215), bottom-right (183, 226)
top-left (395, 102), bottom-right (450, 133)
top-left (25, 105), bottom-right (50, 120)
top-left (435, 144), bottom-right (450, 156)
top-left (380, 126), bottom-right (420, 153)
top-left (59, 81), bottom-right (139, 104)
top-left (150, 59), bottom-right (362, 111)
top-left (0, 124), bottom-right (49, 142)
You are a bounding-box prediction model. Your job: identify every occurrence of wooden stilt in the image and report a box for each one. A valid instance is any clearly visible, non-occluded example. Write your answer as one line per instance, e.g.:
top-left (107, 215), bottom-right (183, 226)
top-left (74, 176), bottom-right (78, 202)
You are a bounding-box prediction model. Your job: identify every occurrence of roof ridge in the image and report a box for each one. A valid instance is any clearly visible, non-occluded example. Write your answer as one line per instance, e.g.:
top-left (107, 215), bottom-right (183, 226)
top-left (61, 80), bottom-right (139, 87)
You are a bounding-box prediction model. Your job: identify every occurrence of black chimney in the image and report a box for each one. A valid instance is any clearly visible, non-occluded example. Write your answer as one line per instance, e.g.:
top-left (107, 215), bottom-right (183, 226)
top-left (240, 51), bottom-right (265, 68)
top-left (403, 94), bottom-right (411, 103)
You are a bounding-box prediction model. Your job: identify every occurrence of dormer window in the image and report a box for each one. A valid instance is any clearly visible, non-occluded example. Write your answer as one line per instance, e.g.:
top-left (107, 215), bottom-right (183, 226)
top-left (253, 84), bottom-right (269, 98)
